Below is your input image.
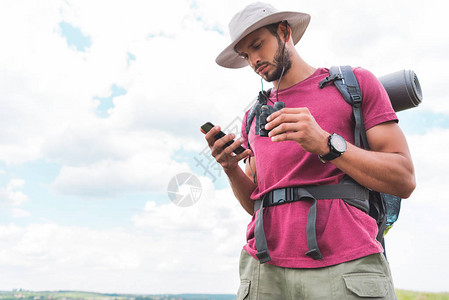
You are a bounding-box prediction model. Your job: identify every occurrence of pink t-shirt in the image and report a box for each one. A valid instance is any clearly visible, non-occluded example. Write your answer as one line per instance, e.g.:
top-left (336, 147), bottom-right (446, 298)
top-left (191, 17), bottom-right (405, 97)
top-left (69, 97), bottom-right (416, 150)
top-left (240, 67), bottom-right (398, 268)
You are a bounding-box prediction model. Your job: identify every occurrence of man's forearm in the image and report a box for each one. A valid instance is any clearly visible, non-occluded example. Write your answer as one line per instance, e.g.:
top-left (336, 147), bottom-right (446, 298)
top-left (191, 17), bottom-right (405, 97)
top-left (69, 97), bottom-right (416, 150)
top-left (225, 166), bottom-right (257, 215)
top-left (332, 142), bottom-right (415, 198)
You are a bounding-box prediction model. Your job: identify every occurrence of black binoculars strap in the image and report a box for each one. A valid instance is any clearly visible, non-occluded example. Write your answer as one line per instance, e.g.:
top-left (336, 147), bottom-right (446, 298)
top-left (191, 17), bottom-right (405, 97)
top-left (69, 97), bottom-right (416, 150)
top-left (253, 183), bottom-right (369, 264)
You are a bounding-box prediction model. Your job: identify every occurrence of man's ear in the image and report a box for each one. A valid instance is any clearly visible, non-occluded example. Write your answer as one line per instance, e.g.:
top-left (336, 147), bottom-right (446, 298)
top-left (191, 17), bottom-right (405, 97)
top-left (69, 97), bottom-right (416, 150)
top-left (278, 21), bottom-right (291, 42)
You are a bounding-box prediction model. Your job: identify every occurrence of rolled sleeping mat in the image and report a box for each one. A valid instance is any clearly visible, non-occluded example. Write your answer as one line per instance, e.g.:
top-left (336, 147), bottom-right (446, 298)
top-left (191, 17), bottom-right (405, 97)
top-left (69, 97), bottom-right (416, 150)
top-left (378, 70), bottom-right (423, 112)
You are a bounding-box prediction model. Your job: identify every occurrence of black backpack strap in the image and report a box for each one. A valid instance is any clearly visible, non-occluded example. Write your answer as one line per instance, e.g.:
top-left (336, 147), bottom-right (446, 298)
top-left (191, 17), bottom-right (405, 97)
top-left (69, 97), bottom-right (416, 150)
top-left (253, 182), bottom-right (369, 263)
top-left (322, 66), bottom-right (369, 149)
top-left (254, 195), bottom-right (271, 263)
top-left (245, 103), bottom-right (257, 137)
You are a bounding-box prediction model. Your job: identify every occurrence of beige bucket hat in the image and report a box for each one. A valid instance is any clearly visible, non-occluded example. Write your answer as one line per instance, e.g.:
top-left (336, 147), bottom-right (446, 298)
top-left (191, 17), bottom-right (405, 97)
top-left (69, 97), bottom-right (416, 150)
top-left (215, 2), bottom-right (311, 69)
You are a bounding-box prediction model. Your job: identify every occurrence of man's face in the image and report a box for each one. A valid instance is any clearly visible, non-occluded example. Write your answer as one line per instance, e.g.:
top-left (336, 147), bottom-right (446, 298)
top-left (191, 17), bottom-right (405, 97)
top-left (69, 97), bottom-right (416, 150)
top-left (235, 26), bottom-right (291, 82)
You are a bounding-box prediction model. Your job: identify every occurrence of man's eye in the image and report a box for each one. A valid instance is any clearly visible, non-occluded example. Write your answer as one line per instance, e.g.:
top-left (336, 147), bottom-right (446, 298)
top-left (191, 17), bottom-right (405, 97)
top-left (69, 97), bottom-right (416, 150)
top-left (239, 54), bottom-right (248, 59)
top-left (253, 42), bottom-right (262, 49)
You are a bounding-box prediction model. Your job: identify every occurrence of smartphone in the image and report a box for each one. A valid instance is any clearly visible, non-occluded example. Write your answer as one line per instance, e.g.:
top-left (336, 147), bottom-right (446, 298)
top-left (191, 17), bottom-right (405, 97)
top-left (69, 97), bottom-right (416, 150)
top-left (201, 122), bottom-right (246, 155)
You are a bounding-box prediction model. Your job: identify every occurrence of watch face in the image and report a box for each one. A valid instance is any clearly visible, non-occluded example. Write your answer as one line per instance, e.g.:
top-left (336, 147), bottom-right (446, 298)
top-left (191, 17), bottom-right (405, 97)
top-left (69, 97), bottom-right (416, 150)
top-left (331, 134), bottom-right (347, 152)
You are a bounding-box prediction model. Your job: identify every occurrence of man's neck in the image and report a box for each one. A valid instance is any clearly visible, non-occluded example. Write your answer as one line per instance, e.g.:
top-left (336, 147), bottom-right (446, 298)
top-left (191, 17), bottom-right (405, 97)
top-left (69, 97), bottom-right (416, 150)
top-left (273, 56), bottom-right (316, 91)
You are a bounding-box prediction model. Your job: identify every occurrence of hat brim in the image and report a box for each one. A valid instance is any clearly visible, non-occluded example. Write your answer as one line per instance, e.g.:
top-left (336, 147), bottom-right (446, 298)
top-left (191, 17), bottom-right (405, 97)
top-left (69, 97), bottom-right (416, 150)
top-left (215, 11), bottom-right (311, 69)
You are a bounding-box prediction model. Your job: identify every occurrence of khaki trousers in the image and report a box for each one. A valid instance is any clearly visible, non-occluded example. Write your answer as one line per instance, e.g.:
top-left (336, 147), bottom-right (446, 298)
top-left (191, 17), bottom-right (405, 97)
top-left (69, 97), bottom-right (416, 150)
top-left (237, 250), bottom-right (397, 300)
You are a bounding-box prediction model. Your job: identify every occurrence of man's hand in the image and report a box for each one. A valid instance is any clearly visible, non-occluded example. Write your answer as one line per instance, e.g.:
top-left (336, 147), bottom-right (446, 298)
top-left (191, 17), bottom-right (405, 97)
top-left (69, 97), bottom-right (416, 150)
top-left (264, 107), bottom-right (330, 155)
top-left (201, 125), bottom-right (252, 172)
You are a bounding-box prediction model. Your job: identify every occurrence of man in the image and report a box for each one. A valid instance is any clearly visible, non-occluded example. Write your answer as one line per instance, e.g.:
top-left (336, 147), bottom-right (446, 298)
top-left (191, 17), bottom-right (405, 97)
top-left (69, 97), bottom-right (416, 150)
top-left (203, 2), bottom-right (415, 299)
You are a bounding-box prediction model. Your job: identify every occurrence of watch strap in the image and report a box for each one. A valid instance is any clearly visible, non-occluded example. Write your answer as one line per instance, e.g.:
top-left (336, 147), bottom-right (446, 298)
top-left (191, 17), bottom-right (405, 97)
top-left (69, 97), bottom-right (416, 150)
top-left (319, 151), bottom-right (341, 162)
top-left (319, 133), bottom-right (346, 163)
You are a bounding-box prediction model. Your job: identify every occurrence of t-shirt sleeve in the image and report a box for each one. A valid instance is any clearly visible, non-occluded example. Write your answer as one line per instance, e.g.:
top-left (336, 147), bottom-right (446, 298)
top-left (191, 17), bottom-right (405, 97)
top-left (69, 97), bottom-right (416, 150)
top-left (354, 67), bottom-right (398, 130)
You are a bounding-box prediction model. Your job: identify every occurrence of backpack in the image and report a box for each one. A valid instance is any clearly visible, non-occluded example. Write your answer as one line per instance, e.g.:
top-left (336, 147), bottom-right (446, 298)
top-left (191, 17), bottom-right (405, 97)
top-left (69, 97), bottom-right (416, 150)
top-left (318, 66), bottom-right (402, 241)
top-left (247, 66), bottom-right (416, 262)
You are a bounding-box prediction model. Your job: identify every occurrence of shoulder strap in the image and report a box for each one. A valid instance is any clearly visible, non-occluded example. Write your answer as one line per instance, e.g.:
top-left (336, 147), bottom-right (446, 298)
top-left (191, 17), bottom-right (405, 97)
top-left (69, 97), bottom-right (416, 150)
top-left (329, 66), bottom-right (369, 149)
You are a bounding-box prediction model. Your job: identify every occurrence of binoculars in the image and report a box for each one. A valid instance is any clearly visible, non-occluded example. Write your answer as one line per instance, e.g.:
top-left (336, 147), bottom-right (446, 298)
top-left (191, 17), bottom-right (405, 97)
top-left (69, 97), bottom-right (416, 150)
top-left (259, 101), bottom-right (285, 137)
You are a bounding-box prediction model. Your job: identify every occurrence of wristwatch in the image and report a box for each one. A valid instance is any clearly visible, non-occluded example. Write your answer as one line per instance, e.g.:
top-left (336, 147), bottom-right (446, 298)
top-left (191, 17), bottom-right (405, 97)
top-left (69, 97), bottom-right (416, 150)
top-left (319, 133), bottom-right (347, 163)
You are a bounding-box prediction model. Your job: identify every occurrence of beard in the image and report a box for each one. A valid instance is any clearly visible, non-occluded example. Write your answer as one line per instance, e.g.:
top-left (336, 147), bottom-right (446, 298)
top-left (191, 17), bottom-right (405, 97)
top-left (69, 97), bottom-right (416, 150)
top-left (264, 40), bottom-right (292, 82)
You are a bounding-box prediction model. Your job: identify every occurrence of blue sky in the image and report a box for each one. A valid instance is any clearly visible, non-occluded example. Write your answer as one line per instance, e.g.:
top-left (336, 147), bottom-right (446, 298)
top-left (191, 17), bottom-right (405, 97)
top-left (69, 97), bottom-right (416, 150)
top-left (59, 21), bottom-right (92, 52)
top-left (0, 0), bottom-right (448, 295)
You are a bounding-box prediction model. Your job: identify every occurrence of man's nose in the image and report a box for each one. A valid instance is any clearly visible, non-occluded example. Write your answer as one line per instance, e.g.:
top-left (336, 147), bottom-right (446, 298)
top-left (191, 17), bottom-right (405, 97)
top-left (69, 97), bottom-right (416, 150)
top-left (248, 54), bottom-right (261, 69)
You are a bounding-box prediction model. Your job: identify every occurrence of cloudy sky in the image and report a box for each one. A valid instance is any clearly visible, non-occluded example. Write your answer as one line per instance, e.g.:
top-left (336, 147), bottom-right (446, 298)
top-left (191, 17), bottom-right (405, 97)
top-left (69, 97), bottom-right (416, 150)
top-left (0, 0), bottom-right (448, 295)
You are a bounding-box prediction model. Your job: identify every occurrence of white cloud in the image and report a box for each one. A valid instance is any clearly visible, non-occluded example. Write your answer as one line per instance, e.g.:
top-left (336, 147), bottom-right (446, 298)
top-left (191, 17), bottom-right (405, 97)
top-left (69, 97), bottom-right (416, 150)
top-left (0, 179), bottom-right (28, 207)
top-left (0, 222), bottom-right (146, 291)
top-left (0, 0), bottom-right (259, 195)
top-left (382, 128), bottom-right (449, 292)
top-left (131, 176), bottom-right (250, 266)
top-left (11, 208), bottom-right (31, 219)
top-left (0, 181), bottom-right (250, 294)
top-left (51, 150), bottom-right (190, 197)
top-left (407, 128), bottom-right (449, 205)
top-left (387, 200), bottom-right (449, 292)
top-left (0, 179), bottom-right (30, 219)
top-left (46, 120), bottom-right (202, 196)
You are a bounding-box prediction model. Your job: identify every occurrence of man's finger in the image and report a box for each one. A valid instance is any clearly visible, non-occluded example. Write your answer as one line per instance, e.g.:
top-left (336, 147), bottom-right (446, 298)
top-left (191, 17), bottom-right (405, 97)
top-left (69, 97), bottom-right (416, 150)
top-left (204, 125), bottom-right (221, 147)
